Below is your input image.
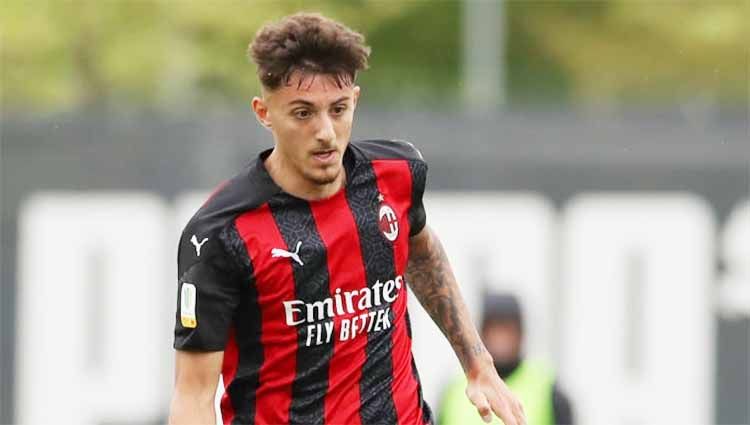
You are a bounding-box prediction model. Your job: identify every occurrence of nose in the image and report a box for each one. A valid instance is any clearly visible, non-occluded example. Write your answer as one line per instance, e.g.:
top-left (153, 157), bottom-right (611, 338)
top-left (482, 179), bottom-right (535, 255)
top-left (315, 114), bottom-right (336, 144)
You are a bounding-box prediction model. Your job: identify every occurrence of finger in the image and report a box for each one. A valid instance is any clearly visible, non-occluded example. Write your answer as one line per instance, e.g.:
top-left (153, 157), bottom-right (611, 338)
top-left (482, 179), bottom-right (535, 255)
top-left (487, 394), bottom-right (517, 425)
top-left (465, 387), bottom-right (493, 423)
top-left (512, 399), bottom-right (526, 425)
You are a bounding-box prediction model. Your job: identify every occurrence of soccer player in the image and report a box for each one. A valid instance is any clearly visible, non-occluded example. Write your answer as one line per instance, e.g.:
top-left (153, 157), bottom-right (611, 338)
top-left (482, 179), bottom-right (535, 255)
top-left (168, 13), bottom-right (526, 425)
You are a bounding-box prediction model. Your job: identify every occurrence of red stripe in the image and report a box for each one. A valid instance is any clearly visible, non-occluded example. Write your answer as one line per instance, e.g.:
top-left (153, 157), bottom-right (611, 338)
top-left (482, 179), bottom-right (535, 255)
top-left (235, 204), bottom-right (297, 424)
top-left (372, 159), bottom-right (422, 424)
top-left (220, 327), bottom-right (238, 425)
top-left (309, 190), bottom-right (367, 425)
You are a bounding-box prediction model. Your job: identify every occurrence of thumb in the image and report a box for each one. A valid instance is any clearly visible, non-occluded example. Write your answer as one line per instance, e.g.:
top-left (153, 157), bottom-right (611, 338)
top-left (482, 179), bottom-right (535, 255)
top-left (466, 386), bottom-right (493, 423)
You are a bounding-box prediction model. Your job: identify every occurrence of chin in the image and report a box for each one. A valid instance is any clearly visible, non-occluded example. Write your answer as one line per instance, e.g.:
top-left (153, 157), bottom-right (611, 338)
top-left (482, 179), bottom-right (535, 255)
top-left (306, 167), bottom-right (341, 186)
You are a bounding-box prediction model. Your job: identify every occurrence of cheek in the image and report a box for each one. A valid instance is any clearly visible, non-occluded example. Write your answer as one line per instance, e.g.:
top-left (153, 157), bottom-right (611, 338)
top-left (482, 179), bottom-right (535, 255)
top-left (273, 116), bottom-right (300, 134)
top-left (274, 119), bottom-right (308, 145)
top-left (486, 336), bottom-right (508, 354)
top-left (334, 115), bottom-right (354, 137)
top-left (483, 329), bottom-right (520, 354)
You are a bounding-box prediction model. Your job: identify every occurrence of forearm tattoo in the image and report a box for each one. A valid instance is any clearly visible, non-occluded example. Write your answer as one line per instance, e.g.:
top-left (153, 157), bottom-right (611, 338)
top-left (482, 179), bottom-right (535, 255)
top-left (406, 228), bottom-right (487, 369)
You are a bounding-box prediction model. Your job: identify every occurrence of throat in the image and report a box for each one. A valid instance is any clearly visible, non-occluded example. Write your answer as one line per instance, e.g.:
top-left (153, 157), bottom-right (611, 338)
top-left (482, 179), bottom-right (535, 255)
top-left (265, 149), bottom-right (345, 201)
top-left (494, 358), bottom-right (521, 379)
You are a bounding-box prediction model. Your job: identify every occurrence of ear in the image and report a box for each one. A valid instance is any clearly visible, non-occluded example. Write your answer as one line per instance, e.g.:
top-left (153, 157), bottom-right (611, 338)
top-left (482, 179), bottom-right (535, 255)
top-left (352, 85), bottom-right (361, 108)
top-left (251, 96), bottom-right (272, 129)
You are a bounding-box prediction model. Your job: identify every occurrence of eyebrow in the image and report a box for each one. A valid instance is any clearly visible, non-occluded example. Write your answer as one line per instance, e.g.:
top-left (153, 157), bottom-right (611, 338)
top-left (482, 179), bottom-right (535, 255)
top-left (288, 96), bottom-right (350, 107)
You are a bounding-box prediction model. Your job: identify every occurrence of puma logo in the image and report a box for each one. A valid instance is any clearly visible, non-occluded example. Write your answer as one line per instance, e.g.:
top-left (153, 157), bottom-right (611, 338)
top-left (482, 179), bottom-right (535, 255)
top-left (190, 235), bottom-right (208, 256)
top-left (271, 241), bottom-right (304, 266)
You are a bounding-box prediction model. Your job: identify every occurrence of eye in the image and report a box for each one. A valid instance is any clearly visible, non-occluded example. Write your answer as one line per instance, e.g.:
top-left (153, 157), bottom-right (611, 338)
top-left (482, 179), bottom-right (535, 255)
top-left (331, 104), bottom-right (347, 116)
top-left (293, 109), bottom-right (312, 120)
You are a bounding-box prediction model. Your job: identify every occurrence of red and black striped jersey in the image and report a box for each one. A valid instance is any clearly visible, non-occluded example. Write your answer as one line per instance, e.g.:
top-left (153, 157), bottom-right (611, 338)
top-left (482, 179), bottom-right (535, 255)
top-left (174, 140), bottom-right (434, 425)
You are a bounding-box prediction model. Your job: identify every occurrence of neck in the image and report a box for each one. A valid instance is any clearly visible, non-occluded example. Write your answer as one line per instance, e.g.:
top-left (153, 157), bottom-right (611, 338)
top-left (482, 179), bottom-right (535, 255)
top-left (494, 357), bottom-right (522, 379)
top-left (265, 148), bottom-right (345, 201)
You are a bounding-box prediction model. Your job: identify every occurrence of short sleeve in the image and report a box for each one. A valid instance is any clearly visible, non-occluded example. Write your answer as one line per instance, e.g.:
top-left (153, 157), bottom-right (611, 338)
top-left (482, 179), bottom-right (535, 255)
top-left (173, 225), bottom-right (241, 351)
top-left (408, 159), bottom-right (428, 236)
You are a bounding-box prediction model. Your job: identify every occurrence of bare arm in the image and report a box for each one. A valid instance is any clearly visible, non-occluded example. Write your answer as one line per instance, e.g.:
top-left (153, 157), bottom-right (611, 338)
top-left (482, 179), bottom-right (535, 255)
top-left (168, 350), bottom-right (223, 425)
top-left (406, 226), bottom-right (525, 425)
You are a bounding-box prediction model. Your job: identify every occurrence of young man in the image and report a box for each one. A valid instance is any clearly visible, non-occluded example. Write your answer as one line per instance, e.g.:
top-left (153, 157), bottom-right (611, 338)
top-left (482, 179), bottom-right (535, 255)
top-left (168, 13), bottom-right (525, 425)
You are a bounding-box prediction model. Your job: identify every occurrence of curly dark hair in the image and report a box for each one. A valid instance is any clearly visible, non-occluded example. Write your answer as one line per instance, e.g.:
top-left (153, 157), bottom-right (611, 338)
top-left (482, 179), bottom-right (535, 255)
top-left (249, 13), bottom-right (371, 90)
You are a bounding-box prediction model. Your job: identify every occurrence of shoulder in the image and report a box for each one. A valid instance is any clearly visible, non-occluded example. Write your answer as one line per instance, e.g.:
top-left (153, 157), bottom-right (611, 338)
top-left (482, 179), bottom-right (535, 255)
top-left (518, 358), bottom-right (556, 385)
top-left (185, 162), bottom-right (274, 235)
top-left (522, 358), bottom-right (555, 373)
top-left (179, 159), bottom-right (279, 267)
top-left (439, 373), bottom-right (472, 411)
top-left (350, 139), bottom-right (425, 163)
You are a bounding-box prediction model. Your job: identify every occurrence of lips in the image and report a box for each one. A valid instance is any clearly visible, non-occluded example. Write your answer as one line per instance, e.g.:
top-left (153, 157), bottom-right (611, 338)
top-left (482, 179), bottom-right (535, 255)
top-left (312, 149), bottom-right (337, 163)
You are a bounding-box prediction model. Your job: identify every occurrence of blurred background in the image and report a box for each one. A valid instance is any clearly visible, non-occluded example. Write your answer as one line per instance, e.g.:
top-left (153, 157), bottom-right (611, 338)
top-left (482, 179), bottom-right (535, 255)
top-left (2, 1), bottom-right (748, 424)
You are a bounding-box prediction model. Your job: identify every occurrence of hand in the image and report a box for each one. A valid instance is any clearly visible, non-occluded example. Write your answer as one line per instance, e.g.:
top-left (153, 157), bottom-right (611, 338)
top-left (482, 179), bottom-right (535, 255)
top-left (465, 362), bottom-right (526, 425)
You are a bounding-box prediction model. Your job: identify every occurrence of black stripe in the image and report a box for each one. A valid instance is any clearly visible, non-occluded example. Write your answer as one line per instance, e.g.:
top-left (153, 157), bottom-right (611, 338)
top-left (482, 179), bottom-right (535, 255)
top-left (269, 197), bottom-right (333, 425)
top-left (405, 310), bottom-right (433, 424)
top-left (220, 224), bottom-right (264, 425)
top-left (345, 160), bottom-right (399, 425)
top-left (407, 160), bottom-right (427, 236)
top-left (351, 140), bottom-right (423, 162)
top-left (411, 357), bottom-right (434, 425)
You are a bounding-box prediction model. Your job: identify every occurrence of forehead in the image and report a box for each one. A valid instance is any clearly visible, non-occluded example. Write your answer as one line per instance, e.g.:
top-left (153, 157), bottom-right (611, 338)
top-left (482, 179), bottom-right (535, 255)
top-left (482, 318), bottom-right (520, 331)
top-left (267, 71), bottom-right (355, 105)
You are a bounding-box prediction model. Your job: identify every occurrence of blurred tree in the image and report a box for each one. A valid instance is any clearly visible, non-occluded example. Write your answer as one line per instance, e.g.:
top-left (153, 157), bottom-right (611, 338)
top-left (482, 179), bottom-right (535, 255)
top-left (1, 0), bottom-right (746, 110)
top-left (508, 0), bottom-right (747, 106)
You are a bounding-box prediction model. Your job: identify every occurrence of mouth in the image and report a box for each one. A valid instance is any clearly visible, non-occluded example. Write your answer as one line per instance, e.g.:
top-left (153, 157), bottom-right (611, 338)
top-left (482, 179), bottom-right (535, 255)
top-left (312, 149), bottom-right (337, 163)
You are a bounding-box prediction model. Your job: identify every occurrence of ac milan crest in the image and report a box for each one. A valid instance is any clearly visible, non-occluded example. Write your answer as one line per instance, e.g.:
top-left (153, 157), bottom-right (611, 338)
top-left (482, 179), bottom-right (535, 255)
top-left (377, 194), bottom-right (399, 242)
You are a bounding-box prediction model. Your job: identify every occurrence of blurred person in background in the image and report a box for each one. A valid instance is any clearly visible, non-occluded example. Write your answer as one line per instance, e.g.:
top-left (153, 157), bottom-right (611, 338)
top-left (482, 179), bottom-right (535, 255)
top-left (439, 293), bottom-right (573, 425)
top-left (168, 13), bottom-right (525, 425)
